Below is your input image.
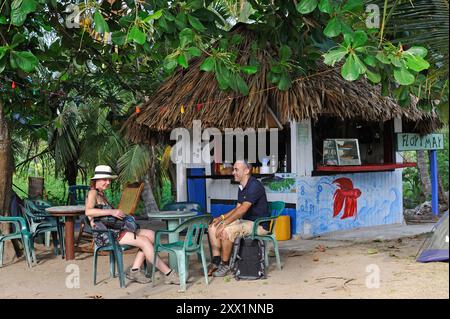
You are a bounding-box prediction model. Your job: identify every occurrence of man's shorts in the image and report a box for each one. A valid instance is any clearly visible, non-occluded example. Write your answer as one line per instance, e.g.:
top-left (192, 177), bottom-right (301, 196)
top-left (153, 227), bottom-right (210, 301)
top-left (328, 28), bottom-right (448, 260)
top-left (223, 219), bottom-right (269, 242)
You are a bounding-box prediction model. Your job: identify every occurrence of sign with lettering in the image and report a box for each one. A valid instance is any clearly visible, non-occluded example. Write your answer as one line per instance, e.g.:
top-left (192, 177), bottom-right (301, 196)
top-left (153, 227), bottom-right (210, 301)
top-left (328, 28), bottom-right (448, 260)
top-left (397, 133), bottom-right (445, 151)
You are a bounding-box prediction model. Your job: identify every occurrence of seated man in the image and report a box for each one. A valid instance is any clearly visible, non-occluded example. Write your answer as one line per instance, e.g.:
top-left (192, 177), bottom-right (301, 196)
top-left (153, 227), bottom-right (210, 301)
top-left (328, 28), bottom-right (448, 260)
top-left (208, 160), bottom-right (270, 277)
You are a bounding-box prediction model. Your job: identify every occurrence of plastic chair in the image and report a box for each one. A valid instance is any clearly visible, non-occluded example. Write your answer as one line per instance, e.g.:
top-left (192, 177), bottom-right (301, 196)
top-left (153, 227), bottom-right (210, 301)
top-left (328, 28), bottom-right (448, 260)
top-left (162, 201), bottom-right (213, 262)
top-left (22, 199), bottom-right (63, 261)
top-left (92, 229), bottom-right (149, 288)
top-left (152, 215), bottom-right (211, 292)
top-left (246, 201), bottom-right (285, 271)
top-left (67, 185), bottom-right (90, 205)
top-left (0, 216), bottom-right (34, 268)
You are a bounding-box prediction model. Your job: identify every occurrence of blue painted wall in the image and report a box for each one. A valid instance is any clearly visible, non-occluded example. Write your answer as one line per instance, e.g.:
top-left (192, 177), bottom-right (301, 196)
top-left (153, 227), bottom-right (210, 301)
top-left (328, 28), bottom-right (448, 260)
top-left (296, 171), bottom-right (403, 237)
top-left (187, 168), bottom-right (207, 213)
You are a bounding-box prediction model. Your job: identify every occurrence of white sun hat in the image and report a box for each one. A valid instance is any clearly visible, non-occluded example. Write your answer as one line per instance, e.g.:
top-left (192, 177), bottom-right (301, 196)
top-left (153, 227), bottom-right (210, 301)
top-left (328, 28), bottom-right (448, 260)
top-left (91, 165), bottom-right (118, 180)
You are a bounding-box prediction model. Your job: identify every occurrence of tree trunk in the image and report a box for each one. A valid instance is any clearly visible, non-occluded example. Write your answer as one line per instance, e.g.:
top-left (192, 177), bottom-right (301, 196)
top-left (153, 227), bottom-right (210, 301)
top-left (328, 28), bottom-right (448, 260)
top-left (416, 150), bottom-right (431, 200)
top-left (0, 102), bottom-right (12, 215)
top-left (168, 161), bottom-right (177, 200)
top-left (65, 159), bottom-right (78, 186)
top-left (0, 101), bottom-right (17, 263)
top-left (438, 176), bottom-right (449, 209)
top-left (141, 174), bottom-right (159, 216)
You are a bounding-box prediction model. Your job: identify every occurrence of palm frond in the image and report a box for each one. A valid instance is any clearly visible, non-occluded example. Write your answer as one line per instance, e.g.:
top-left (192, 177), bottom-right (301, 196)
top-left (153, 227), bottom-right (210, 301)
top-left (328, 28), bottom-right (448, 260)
top-left (117, 144), bottom-right (151, 185)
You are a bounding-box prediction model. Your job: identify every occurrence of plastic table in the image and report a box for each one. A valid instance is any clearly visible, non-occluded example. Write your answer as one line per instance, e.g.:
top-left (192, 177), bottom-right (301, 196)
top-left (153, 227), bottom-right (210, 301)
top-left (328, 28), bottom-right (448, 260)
top-left (147, 210), bottom-right (198, 270)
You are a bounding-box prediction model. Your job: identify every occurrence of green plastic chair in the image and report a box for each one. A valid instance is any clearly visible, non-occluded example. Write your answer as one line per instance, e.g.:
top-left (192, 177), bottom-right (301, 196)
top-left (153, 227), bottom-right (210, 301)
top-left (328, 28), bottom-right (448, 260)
top-left (162, 202), bottom-right (213, 262)
top-left (92, 229), bottom-right (149, 288)
top-left (67, 185), bottom-right (90, 205)
top-left (22, 199), bottom-right (63, 261)
top-left (0, 216), bottom-right (34, 268)
top-left (152, 215), bottom-right (211, 292)
top-left (247, 201), bottom-right (285, 271)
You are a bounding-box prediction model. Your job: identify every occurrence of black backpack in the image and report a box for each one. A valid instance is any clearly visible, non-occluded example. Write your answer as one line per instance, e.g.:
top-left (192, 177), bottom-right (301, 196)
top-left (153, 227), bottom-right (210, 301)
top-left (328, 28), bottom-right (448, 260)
top-left (230, 237), bottom-right (266, 280)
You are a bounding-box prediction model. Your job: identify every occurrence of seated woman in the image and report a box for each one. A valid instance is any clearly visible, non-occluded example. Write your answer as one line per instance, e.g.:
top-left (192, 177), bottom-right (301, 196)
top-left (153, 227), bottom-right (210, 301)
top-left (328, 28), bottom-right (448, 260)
top-left (85, 165), bottom-right (179, 285)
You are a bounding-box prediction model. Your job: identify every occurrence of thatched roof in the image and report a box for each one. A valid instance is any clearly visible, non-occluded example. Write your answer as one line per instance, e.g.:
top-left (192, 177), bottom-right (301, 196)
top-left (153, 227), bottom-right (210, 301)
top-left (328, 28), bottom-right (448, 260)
top-left (125, 24), bottom-right (442, 143)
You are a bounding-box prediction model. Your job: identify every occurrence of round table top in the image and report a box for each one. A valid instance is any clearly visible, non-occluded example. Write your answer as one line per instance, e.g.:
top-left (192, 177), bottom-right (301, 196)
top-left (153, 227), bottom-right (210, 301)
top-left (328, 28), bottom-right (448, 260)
top-left (147, 210), bottom-right (198, 219)
top-left (45, 205), bottom-right (86, 216)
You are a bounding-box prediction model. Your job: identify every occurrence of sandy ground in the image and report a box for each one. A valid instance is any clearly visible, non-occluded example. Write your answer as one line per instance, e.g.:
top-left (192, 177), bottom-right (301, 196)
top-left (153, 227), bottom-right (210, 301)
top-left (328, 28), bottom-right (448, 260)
top-left (0, 234), bottom-right (448, 299)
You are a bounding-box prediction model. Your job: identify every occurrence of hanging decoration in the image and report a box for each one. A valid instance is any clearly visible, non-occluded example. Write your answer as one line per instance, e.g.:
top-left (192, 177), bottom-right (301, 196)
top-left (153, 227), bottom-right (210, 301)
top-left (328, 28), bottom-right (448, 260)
top-left (180, 105), bottom-right (185, 114)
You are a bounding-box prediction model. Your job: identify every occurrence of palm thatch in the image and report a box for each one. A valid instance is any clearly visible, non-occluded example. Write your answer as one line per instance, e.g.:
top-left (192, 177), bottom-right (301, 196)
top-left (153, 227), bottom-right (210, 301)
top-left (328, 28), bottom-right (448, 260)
top-left (125, 24), bottom-right (442, 144)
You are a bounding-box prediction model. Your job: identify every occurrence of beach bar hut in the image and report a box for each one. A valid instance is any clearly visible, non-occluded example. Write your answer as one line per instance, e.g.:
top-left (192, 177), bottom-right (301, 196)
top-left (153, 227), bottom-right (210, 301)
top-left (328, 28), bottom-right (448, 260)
top-left (125, 25), bottom-right (442, 238)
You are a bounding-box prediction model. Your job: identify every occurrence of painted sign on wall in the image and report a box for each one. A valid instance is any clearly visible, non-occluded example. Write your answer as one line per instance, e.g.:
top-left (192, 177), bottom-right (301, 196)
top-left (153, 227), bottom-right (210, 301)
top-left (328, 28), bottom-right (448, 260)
top-left (296, 171), bottom-right (403, 237)
top-left (397, 133), bottom-right (444, 151)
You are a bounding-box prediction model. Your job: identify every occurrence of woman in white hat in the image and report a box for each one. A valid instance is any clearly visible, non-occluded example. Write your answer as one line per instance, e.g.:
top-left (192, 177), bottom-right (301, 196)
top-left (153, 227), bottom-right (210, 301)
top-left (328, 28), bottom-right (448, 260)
top-left (85, 165), bottom-right (179, 285)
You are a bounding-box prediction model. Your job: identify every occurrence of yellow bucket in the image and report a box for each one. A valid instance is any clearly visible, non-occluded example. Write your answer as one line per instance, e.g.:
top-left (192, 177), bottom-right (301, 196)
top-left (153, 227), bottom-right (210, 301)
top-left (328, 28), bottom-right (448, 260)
top-left (273, 215), bottom-right (291, 241)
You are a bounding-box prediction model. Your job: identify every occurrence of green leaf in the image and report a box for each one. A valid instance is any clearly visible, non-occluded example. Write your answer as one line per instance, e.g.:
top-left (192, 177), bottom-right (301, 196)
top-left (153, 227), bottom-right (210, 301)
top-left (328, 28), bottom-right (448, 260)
top-left (11, 0), bottom-right (37, 25)
top-left (200, 56), bottom-right (215, 72)
top-left (179, 28), bottom-right (195, 47)
top-left (93, 10), bottom-right (109, 34)
top-left (341, 54), bottom-right (360, 81)
top-left (10, 50), bottom-right (38, 72)
top-left (405, 55), bottom-right (430, 72)
top-left (216, 62), bottom-right (230, 90)
top-left (318, 0), bottom-right (334, 14)
top-left (296, 0), bottom-right (318, 14)
top-left (324, 17), bottom-right (342, 38)
top-left (187, 0), bottom-right (203, 10)
top-left (405, 46), bottom-right (427, 58)
top-left (278, 73), bottom-right (291, 91)
top-left (0, 16), bottom-right (7, 24)
top-left (236, 75), bottom-right (249, 95)
top-left (177, 53), bottom-right (188, 68)
top-left (241, 65), bottom-right (258, 75)
top-left (143, 9), bottom-right (163, 23)
top-left (376, 52), bottom-right (390, 64)
top-left (323, 46), bottom-right (348, 66)
top-left (394, 67), bottom-right (415, 85)
top-left (342, 0), bottom-right (363, 12)
top-left (280, 45), bottom-right (292, 61)
top-left (365, 69), bottom-right (381, 83)
top-left (352, 30), bottom-right (367, 48)
top-left (187, 47), bottom-right (202, 57)
top-left (111, 31), bottom-right (126, 45)
top-left (389, 55), bottom-right (404, 68)
top-left (0, 47), bottom-right (8, 60)
top-left (271, 64), bottom-right (283, 74)
top-left (188, 15), bottom-right (206, 32)
top-left (128, 26), bottom-right (146, 45)
top-left (163, 58), bottom-right (178, 71)
top-left (11, 34), bottom-right (26, 48)
top-left (363, 55), bottom-right (377, 67)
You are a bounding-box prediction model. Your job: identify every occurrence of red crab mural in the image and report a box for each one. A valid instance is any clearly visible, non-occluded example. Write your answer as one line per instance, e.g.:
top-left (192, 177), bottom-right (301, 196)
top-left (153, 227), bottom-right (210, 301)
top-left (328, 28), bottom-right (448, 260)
top-left (332, 178), bottom-right (362, 219)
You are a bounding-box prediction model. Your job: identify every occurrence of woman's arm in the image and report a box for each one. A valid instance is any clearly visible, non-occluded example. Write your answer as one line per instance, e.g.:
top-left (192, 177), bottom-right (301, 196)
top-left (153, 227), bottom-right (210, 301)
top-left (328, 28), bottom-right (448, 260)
top-left (85, 190), bottom-right (125, 219)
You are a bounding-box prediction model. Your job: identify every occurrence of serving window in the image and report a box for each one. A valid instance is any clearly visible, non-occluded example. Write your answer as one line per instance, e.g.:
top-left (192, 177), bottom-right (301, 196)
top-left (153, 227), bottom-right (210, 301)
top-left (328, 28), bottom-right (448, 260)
top-left (311, 116), bottom-right (406, 174)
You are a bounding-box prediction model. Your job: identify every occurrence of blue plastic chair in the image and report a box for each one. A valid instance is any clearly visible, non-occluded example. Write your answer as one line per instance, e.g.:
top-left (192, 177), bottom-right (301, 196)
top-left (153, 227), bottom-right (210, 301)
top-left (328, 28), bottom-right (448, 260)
top-left (92, 229), bottom-right (149, 288)
top-left (152, 215), bottom-right (211, 292)
top-left (0, 216), bottom-right (34, 268)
